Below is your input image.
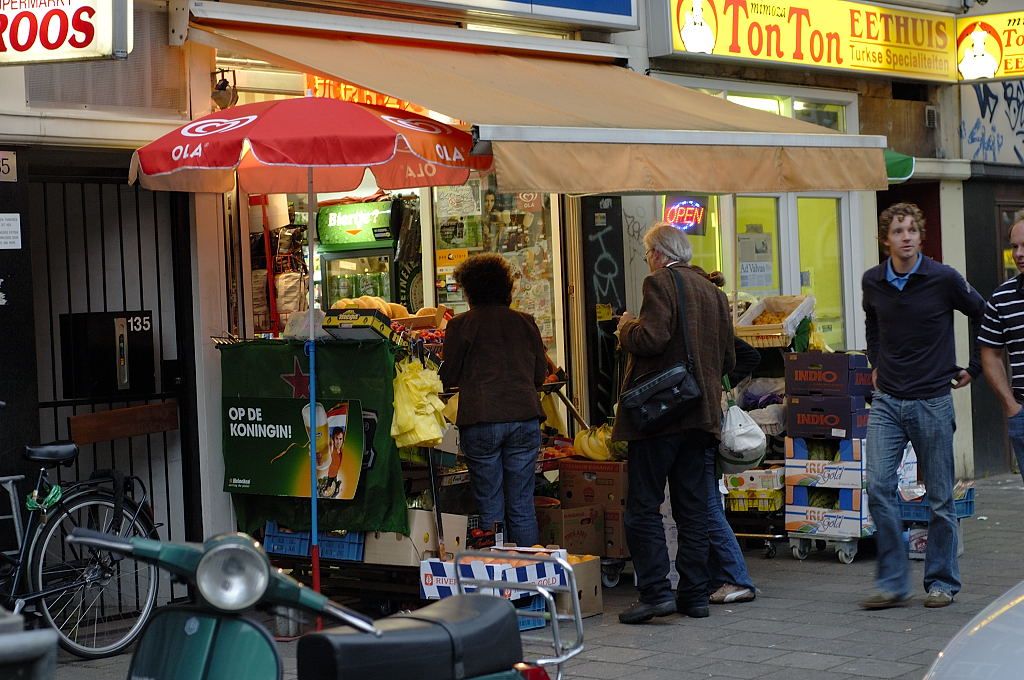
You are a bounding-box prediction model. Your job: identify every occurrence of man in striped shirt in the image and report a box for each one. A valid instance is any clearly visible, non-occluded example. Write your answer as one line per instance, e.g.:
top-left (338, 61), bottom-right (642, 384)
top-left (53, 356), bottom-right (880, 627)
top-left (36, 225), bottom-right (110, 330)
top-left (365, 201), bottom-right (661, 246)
top-left (979, 218), bottom-right (1024, 484)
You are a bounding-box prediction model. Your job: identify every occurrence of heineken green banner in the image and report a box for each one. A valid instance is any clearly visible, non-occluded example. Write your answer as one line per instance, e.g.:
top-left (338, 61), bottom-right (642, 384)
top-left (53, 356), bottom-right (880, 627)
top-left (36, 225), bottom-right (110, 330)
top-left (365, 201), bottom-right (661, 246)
top-left (219, 339), bottom-right (408, 535)
top-left (223, 397), bottom-right (364, 500)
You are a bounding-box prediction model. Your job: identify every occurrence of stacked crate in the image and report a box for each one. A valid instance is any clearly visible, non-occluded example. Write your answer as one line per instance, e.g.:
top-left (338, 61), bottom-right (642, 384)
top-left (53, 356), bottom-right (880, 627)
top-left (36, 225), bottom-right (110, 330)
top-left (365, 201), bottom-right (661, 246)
top-left (783, 353), bottom-right (875, 559)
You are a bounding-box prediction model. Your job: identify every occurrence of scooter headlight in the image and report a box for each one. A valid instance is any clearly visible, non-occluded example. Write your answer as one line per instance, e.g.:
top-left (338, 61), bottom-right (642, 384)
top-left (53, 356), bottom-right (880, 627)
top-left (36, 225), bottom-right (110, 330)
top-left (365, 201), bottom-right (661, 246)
top-left (196, 535), bottom-right (270, 612)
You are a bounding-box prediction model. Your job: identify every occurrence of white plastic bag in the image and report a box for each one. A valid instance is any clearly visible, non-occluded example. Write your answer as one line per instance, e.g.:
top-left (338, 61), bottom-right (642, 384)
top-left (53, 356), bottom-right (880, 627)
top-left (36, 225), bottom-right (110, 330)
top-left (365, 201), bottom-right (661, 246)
top-left (719, 405), bottom-right (767, 473)
top-left (282, 308), bottom-right (331, 340)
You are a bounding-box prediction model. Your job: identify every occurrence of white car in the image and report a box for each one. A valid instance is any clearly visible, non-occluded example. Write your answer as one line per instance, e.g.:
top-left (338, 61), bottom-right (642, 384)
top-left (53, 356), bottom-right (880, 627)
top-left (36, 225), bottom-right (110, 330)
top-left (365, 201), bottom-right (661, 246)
top-left (925, 581), bottom-right (1024, 678)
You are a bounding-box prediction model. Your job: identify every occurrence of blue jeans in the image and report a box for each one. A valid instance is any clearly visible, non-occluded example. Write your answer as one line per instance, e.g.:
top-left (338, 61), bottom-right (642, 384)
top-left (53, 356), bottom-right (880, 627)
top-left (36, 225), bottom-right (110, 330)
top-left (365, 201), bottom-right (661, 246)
top-left (1006, 409), bottom-right (1024, 484)
top-left (459, 420), bottom-right (540, 547)
top-left (866, 391), bottom-right (960, 597)
top-left (625, 431), bottom-right (711, 607)
top-left (706, 447), bottom-right (754, 591)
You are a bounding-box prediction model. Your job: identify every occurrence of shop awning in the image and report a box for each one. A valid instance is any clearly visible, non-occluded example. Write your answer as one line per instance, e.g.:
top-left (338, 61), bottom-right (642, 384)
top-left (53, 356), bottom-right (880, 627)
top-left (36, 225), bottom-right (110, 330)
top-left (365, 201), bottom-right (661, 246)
top-left (188, 23), bottom-right (888, 195)
top-left (884, 150), bottom-right (916, 184)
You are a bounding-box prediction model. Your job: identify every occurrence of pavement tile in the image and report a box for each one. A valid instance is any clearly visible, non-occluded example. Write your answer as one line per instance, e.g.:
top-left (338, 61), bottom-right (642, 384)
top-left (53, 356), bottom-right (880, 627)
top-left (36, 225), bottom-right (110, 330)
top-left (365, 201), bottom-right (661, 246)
top-left (565, 661), bottom-right (644, 679)
top-left (838, 628), bottom-right (926, 646)
top-left (632, 651), bottom-right (725, 672)
top-left (577, 646), bottom-right (659, 664)
top-left (719, 617), bottom-right (790, 634)
top-left (828, 658), bottom-right (924, 678)
top-left (756, 669), bottom-right (863, 680)
top-left (900, 649), bottom-right (940, 665)
top-left (762, 651), bottom-right (853, 670)
top-left (777, 623), bottom-right (851, 640)
top-left (689, 659), bottom-right (771, 679)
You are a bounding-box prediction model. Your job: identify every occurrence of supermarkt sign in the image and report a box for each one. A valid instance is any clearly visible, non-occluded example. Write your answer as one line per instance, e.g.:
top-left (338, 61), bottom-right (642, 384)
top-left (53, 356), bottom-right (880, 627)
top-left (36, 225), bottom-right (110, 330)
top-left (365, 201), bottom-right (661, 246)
top-left (0, 0), bottom-right (132, 65)
top-left (653, 0), bottom-right (958, 82)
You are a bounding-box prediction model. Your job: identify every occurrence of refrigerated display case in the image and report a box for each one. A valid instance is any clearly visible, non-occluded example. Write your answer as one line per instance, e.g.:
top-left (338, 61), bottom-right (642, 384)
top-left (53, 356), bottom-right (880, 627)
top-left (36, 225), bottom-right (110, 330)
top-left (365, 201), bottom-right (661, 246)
top-left (317, 201), bottom-right (398, 309)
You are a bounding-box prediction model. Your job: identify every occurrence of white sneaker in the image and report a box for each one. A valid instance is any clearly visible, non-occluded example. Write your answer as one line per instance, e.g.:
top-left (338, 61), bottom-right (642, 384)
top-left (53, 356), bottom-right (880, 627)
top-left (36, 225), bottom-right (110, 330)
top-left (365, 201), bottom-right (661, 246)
top-left (710, 584), bottom-right (755, 604)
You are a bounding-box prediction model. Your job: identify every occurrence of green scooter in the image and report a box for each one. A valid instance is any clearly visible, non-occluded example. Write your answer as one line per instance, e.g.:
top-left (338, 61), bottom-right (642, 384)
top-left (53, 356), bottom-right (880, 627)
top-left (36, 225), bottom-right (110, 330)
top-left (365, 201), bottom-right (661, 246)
top-left (67, 529), bottom-right (583, 680)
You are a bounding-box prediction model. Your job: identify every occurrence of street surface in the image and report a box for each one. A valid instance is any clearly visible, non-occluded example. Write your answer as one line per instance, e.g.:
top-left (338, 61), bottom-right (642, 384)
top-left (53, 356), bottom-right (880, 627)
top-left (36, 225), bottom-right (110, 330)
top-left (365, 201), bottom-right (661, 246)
top-left (55, 473), bottom-right (1024, 680)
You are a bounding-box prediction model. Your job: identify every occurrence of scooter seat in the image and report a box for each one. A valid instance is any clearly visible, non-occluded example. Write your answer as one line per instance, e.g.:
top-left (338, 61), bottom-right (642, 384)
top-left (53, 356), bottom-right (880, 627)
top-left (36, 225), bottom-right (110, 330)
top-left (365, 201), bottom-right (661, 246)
top-left (298, 594), bottom-right (524, 680)
top-left (24, 442), bottom-right (78, 466)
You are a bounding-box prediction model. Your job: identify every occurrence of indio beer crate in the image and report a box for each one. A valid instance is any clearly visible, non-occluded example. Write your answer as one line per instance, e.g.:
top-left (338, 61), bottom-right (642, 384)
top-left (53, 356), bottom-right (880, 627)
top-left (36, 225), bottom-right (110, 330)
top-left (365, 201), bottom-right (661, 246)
top-left (785, 352), bottom-right (873, 397)
top-left (786, 395), bottom-right (868, 440)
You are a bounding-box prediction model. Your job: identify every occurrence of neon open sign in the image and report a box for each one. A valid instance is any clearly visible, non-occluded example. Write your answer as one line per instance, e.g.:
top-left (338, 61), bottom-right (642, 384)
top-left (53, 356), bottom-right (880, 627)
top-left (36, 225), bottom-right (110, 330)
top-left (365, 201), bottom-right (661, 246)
top-left (664, 197), bottom-right (707, 235)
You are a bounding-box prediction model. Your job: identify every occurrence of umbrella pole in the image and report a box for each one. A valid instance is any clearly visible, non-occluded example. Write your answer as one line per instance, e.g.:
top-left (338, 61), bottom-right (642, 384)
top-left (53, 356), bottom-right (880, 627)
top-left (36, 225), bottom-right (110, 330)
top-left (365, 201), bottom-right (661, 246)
top-left (306, 166), bottom-right (322, 604)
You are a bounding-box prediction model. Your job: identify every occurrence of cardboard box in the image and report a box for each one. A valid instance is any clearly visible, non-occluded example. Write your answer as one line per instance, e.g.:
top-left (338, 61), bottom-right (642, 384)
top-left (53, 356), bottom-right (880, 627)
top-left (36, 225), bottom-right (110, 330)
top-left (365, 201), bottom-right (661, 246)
top-left (907, 521), bottom-right (964, 560)
top-left (785, 352), bottom-right (873, 396)
top-left (364, 509), bottom-right (468, 567)
top-left (786, 437), bottom-right (865, 462)
top-left (603, 509), bottom-right (629, 558)
top-left (785, 488), bottom-right (874, 538)
top-left (536, 505), bottom-right (605, 556)
top-left (722, 467), bottom-right (784, 492)
top-left (785, 439), bottom-right (866, 489)
top-left (558, 460), bottom-right (628, 511)
top-left (787, 395), bottom-right (868, 439)
top-left (419, 547), bottom-right (568, 600)
top-left (785, 459), bottom-right (866, 489)
top-left (557, 556), bottom-right (603, 618)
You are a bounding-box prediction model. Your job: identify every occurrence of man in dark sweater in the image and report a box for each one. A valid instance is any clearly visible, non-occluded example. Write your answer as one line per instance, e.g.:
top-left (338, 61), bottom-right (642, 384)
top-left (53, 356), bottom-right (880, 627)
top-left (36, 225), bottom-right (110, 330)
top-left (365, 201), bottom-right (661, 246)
top-left (860, 202), bottom-right (985, 610)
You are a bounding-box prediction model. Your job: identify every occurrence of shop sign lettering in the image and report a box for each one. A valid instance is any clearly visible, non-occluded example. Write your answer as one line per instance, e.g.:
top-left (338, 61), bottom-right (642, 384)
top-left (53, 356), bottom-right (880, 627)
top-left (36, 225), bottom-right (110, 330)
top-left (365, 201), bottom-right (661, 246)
top-left (0, 0), bottom-right (132, 65)
top-left (668, 0), bottom-right (957, 82)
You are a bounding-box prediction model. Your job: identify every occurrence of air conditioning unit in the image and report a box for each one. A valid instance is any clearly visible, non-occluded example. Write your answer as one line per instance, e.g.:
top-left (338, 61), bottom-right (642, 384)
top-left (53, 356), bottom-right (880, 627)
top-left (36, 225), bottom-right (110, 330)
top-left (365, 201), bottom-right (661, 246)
top-left (925, 106), bottom-right (939, 129)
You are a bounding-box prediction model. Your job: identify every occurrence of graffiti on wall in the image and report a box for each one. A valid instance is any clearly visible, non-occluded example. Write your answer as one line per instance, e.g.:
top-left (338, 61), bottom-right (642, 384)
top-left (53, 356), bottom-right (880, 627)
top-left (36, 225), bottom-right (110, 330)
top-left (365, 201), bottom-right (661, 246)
top-left (960, 79), bottom-right (1024, 164)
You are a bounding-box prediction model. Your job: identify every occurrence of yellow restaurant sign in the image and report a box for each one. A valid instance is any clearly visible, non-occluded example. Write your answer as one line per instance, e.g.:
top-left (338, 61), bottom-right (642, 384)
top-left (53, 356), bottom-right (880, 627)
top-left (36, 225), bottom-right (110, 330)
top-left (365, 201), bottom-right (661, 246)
top-left (956, 12), bottom-right (1024, 81)
top-left (667, 0), bottom-right (958, 82)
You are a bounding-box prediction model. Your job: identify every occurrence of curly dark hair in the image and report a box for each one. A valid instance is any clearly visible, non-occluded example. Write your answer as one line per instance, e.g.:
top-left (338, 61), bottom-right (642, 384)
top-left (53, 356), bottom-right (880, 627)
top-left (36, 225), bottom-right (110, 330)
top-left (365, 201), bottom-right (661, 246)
top-left (878, 202), bottom-right (926, 244)
top-left (455, 253), bottom-right (513, 306)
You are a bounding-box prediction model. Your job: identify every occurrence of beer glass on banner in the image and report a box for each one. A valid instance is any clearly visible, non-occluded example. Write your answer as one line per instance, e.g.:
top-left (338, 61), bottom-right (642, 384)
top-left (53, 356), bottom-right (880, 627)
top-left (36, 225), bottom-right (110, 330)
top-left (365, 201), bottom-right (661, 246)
top-left (302, 402), bottom-right (330, 475)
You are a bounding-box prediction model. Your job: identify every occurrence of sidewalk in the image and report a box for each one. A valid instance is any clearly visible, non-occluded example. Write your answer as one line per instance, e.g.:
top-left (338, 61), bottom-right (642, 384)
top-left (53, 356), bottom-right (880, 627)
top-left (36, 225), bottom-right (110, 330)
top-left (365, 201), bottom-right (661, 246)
top-left (55, 473), bottom-right (1024, 680)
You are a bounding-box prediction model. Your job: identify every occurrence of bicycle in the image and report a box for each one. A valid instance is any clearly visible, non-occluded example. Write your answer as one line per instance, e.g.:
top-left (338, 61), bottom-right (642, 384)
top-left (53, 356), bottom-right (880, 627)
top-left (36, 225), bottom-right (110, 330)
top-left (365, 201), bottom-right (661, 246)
top-left (0, 400), bottom-right (160, 658)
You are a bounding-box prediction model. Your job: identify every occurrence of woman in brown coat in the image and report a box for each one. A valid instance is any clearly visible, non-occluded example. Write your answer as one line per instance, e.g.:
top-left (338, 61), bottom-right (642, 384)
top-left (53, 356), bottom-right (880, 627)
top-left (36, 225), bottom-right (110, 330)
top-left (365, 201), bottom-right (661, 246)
top-left (440, 254), bottom-right (548, 546)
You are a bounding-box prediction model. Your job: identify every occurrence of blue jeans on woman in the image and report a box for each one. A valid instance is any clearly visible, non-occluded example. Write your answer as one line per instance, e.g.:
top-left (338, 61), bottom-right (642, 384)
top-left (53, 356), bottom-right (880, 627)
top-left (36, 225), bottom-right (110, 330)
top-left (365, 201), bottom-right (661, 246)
top-left (866, 391), bottom-right (960, 598)
top-left (706, 447), bottom-right (755, 592)
top-left (459, 419), bottom-right (541, 547)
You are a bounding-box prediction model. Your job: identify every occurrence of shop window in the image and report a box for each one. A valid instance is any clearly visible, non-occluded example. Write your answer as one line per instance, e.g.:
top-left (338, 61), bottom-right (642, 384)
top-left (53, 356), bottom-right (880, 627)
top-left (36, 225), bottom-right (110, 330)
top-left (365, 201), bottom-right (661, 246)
top-left (431, 174), bottom-right (559, 355)
top-left (727, 93), bottom-right (787, 116)
top-left (659, 194), bottom-right (722, 275)
top-left (736, 197), bottom-right (781, 297)
top-left (798, 198), bottom-right (844, 349)
top-left (794, 101), bottom-right (845, 132)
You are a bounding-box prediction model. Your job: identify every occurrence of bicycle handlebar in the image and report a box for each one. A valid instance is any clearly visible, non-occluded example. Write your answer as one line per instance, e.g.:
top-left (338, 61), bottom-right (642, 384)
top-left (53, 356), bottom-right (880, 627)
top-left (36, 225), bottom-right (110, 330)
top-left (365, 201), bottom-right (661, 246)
top-left (67, 528), bottom-right (135, 554)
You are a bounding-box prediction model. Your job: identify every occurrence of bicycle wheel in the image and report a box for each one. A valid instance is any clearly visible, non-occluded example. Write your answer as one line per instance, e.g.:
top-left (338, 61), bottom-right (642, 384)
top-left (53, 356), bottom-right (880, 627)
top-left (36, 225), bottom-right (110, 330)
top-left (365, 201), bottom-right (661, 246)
top-left (31, 492), bottom-right (158, 658)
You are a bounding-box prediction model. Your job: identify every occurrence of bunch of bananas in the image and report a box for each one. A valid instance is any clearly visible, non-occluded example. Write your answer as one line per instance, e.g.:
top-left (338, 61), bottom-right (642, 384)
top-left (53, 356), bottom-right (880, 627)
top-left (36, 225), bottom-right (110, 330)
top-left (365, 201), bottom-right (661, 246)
top-left (573, 424), bottom-right (627, 461)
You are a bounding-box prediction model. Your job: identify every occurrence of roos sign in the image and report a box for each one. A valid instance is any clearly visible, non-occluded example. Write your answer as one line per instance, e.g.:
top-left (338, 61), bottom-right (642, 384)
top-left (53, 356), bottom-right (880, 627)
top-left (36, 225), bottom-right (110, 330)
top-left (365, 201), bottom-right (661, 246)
top-left (0, 0), bottom-right (132, 65)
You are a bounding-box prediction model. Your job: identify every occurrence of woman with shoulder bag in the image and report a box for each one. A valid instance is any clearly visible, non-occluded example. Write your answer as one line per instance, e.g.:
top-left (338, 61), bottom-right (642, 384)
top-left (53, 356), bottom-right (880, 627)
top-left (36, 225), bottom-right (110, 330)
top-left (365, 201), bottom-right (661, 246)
top-left (612, 223), bottom-right (736, 624)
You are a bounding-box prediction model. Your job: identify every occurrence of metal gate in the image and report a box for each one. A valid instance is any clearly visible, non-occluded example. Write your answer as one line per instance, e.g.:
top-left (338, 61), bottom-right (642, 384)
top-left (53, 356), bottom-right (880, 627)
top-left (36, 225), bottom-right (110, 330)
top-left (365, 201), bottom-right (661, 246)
top-left (27, 173), bottom-right (193, 600)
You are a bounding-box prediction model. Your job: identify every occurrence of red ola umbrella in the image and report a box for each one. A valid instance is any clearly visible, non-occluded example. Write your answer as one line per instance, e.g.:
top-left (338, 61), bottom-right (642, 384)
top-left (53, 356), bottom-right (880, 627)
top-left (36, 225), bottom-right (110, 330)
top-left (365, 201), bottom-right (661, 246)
top-left (129, 97), bottom-right (491, 193)
top-left (129, 97), bottom-right (491, 602)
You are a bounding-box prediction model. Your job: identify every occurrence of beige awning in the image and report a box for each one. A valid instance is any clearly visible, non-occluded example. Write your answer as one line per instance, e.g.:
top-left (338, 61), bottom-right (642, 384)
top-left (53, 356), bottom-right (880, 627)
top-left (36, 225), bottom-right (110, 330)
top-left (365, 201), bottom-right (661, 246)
top-left (188, 23), bottom-right (888, 194)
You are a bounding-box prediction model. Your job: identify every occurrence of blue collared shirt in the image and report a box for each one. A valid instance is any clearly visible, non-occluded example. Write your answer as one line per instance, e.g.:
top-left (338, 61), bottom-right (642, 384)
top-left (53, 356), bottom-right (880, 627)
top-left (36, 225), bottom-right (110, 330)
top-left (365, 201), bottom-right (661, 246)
top-left (886, 254), bottom-right (923, 291)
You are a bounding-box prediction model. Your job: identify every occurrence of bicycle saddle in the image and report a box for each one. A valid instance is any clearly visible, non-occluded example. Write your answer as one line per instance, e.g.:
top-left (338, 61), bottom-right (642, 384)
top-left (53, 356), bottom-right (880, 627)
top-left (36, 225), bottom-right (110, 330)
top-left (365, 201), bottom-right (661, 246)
top-left (298, 594), bottom-right (523, 680)
top-left (24, 442), bottom-right (78, 466)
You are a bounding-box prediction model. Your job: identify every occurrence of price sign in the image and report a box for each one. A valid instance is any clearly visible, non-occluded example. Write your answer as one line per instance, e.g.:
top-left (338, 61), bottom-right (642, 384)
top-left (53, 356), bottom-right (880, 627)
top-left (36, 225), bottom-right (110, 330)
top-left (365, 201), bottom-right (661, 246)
top-left (0, 151), bottom-right (16, 182)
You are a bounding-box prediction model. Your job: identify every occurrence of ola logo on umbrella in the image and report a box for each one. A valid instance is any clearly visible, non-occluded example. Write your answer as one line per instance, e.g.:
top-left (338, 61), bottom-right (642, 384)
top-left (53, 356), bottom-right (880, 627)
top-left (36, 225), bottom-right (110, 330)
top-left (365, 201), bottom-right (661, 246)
top-left (181, 115), bottom-right (258, 138)
top-left (380, 114), bottom-right (451, 135)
